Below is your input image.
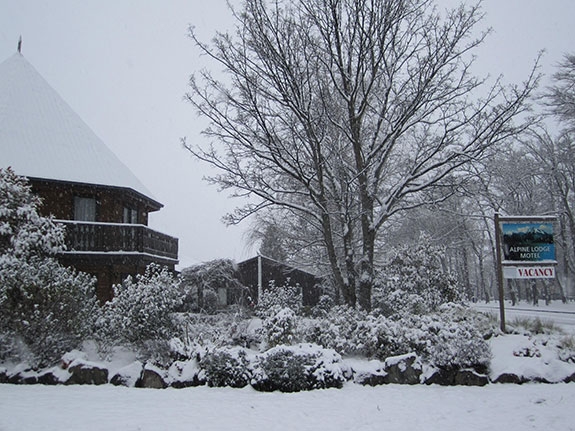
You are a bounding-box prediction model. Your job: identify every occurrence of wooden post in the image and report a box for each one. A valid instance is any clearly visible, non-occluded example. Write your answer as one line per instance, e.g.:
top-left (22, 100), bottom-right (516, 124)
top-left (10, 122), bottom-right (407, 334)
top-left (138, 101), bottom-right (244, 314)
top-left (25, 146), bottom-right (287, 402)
top-left (494, 213), bottom-right (506, 333)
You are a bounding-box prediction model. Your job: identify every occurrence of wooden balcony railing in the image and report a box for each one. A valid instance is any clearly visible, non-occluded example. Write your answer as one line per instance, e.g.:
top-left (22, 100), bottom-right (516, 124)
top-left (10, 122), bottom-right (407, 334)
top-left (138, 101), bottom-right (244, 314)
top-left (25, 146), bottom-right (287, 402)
top-left (56, 220), bottom-right (178, 261)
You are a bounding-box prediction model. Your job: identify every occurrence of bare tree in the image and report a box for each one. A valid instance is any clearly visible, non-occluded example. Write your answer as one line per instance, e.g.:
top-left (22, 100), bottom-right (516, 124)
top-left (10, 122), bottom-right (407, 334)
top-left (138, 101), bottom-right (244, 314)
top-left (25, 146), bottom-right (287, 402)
top-left (184, 0), bottom-right (538, 310)
top-left (545, 54), bottom-right (575, 129)
top-left (524, 129), bottom-right (575, 302)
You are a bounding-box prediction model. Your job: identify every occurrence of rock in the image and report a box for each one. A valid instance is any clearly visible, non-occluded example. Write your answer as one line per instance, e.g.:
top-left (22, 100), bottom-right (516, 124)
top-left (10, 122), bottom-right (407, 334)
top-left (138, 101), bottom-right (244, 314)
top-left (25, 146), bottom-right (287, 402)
top-left (454, 369), bottom-right (488, 386)
top-left (350, 359), bottom-right (387, 386)
top-left (564, 372), bottom-right (575, 383)
top-left (7, 368), bottom-right (36, 385)
top-left (0, 369), bottom-right (9, 384)
top-left (168, 360), bottom-right (204, 388)
top-left (424, 368), bottom-right (457, 386)
top-left (425, 367), bottom-right (490, 386)
top-left (354, 372), bottom-right (388, 386)
top-left (20, 374), bottom-right (38, 385)
top-left (36, 371), bottom-right (61, 385)
top-left (493, 372), bottom-right (528, 384)
top-left (110, 362), bottom-right (144, 388)
top-left (7, 373), bottom-right (22, 384)
top-left (136, 366), bottom-right (167, 389)
top-left (383, 353), bottom-right (422, 385)
top-left (67, 363), bottom-right (108, 385)
top-left (170, 377), bottom-right (203, 389)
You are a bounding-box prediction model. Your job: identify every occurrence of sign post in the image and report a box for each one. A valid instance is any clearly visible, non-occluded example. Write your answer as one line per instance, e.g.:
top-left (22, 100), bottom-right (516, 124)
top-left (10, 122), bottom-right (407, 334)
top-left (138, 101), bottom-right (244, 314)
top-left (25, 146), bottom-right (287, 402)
top-left (494, 214), bottom-right (557, 333)
top-left (494, 213), bottom-right (506, 332)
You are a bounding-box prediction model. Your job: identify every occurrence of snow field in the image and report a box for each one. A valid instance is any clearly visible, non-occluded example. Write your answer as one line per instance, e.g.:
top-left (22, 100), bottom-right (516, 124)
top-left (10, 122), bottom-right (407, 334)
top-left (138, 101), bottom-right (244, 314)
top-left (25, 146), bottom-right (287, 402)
top-left (0, 382), bottom-right (572, 431)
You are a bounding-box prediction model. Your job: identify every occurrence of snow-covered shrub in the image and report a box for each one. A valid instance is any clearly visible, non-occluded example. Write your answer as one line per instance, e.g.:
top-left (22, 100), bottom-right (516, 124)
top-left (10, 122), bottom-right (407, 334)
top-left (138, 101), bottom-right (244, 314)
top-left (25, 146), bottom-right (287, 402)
top-left (389, 309), bottom-right (491, 370)
top-left (0, 256), bottom-right (98, 367)
top-left (0, 169), bottom-right (98, 367)
top-left (98, 264), bottom-right (182, 353)
top-left (355, 304), bottom-right (491, 369)
top-left (200, 347), bottom-right (251, 388)
top-left (301, 303), bottom-right (490, 371)
top-left (256, 280), bottom-right (302, 318)
top-left (300, 318), bottom-right (341, 352)
top-left (372, 235), bottom-right (461, 317)
top-left (422, 316), bottom-right (491, 370)
top-left (0, 167), bottom-right (65, 260)
top-left (310, 294), bottom-right (335, 318)
top-left (557, 335), bottom-right (575, 363)
top-left (252, 348), bottom-right (311, 392)
top-left (173, 312), bottom-right (262, 353)
top-left (437, 302), bottom-right (497, 339)
top-left (301, 305), bottom-right (368, 355)
top-left (359, 315), bottom-right (409, 360)
top-left (262, 307), bottom-right (298, 347)
top-left (508, 316), bottom-right (561, 336)
top-left (202, 289), bottom-right (219, 314)
top-left (251, 344), bottom-right (347, 392)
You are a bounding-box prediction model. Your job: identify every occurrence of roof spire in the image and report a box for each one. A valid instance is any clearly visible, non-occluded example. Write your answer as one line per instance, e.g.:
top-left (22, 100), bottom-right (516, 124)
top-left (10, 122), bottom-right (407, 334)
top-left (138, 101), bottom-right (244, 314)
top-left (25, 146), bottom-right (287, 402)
top-left (17, 36), bottom-right (22, 54)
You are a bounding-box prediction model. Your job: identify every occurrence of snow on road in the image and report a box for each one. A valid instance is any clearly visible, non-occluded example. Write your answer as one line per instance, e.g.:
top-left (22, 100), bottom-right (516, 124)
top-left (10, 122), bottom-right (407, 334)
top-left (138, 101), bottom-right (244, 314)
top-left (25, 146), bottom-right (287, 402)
top-left (0, 383), bottom-right (573, 431)
top-left (473, 301), bottom-right (575, 332)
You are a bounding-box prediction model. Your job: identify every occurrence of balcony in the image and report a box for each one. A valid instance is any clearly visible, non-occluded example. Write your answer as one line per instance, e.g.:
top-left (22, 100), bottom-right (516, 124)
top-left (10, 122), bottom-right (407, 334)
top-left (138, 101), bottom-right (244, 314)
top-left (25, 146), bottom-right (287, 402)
top-left (56, 220), bottom-right (178, 263)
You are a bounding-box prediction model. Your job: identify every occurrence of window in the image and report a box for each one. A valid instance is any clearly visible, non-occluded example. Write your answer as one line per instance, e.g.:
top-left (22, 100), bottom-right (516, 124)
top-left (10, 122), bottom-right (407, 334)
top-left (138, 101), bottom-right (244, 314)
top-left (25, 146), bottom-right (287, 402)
top-left (123, 206), bottom-right (138, 224)
top-left (74, 196), bottom-right (97, 221)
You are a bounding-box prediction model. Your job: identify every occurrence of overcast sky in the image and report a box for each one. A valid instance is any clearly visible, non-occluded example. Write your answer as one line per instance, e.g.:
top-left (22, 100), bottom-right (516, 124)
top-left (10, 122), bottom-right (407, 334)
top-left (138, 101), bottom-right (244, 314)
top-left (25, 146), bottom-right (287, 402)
top-left (1, 0), bottom-right (574, 268)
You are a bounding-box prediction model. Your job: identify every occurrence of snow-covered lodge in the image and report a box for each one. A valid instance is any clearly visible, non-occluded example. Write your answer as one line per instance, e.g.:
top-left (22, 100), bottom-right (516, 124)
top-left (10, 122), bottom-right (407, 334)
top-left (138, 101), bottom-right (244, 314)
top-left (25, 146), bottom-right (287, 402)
top-left (0, 52), bottom-right (178, 302)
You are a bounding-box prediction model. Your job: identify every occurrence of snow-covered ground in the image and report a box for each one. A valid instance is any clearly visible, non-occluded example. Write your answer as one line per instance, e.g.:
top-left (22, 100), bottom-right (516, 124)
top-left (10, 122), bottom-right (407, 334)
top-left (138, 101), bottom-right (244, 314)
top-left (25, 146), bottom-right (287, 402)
top-left (1, 330), bottom-right (574, 431)
top-left (0, 382), bottom-right (573, 431)
top-left (1, 302), bottom-right (574, 430)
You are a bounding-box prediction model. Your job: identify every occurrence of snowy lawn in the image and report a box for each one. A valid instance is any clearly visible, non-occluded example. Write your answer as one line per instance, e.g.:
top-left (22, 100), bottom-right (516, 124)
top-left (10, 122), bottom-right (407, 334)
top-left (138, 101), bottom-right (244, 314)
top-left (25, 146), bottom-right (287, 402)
top-left (0, 382), bottom-right (573, 431)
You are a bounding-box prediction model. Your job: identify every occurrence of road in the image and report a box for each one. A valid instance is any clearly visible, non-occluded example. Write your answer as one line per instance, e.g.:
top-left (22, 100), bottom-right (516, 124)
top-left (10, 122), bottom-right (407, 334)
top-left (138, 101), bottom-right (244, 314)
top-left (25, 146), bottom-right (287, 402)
top-left (472, 302), bottom-right (575, 332)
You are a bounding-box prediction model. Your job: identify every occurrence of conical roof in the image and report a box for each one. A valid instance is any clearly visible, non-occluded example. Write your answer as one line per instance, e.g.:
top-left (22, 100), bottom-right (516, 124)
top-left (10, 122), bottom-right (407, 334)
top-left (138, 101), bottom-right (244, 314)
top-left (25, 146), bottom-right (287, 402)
top-left (0, 52), bottom-right (160, 206)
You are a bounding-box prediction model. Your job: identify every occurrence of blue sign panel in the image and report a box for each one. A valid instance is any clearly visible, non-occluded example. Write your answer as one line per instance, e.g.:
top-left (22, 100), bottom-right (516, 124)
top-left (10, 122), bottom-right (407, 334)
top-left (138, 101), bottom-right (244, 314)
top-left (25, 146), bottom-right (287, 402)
top-left (501, 222), bottom-right (555, 262)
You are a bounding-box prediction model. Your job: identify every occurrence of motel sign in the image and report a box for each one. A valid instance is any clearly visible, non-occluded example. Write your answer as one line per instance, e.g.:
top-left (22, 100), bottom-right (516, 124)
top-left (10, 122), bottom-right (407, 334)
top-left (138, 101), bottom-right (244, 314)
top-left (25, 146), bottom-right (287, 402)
top-left (494, 214), bottom-right (558, 332)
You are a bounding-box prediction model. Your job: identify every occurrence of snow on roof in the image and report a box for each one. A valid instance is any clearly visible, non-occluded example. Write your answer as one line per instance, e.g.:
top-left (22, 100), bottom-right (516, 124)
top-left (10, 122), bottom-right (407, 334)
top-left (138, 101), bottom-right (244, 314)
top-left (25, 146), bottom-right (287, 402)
top-left (0, 52), bottom-right (159, 204)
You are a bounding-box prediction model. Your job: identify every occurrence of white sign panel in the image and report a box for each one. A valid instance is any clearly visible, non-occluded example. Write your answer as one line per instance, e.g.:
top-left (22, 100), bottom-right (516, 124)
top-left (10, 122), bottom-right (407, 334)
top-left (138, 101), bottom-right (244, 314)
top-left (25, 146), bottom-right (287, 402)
top-left (503, 266), bottom-right (556, 279)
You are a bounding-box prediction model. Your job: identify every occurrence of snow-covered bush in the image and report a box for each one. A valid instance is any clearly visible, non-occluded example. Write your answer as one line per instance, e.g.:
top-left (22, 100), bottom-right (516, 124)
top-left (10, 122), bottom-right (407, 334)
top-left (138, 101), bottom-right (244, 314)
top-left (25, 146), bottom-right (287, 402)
top-left (310, 294), bottom-right (335, 318)
top-left (98, 264), bottom-right (182, 355)
top-left (372, 235), bottom-right (461, 317)
top-left (0, 256), bottom-right (98, 367)
top-left (437, 302), bottom-right (496, 339)
top-left (0, 167), bottom-right (65, 260)
top-left (557, 335), bottom-right (575, 363)
top-left (251, 344), bottom-right (347, 392)
top-left (508, 316), bottom-right (561, 336)
top-left (202, 289), bottom-right (219, 314)
top-left (200, 347), bottom-right (251, 388)
top-left (0, 168), bottom-right (98, 367)
top-left (256, 280), bottom-right (302, 318)
top-left (172, 312), bottom-right (262, 353)
top-left (262, 307), bottom-right (298, 347)
top-left (423, 317), bottom-right (491, 370)
top-left (365, 308), bottom-right (491, 370)
top-left (301, 303), bottom-right (490, 370)
top-left (301, 305), bottom-right (368, 355)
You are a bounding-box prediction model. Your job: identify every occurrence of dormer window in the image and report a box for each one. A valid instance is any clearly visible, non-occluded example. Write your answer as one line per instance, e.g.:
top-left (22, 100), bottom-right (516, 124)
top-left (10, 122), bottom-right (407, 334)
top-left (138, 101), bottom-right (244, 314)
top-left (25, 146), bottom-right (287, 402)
top-left (74, 196), bottom-right (96, 221)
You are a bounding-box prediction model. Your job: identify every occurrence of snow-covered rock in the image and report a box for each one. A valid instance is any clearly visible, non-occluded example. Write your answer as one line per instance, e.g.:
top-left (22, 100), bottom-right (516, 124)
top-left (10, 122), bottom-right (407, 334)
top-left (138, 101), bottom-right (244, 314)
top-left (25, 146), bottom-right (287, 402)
top-left (489, 334), bottom-right (575, 384)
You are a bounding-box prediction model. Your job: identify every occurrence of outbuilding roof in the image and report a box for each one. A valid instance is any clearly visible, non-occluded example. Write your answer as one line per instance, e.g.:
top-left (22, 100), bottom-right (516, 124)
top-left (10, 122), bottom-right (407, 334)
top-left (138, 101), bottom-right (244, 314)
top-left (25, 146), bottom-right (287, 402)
top-left (0, 52), bottom-right (160, 206)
